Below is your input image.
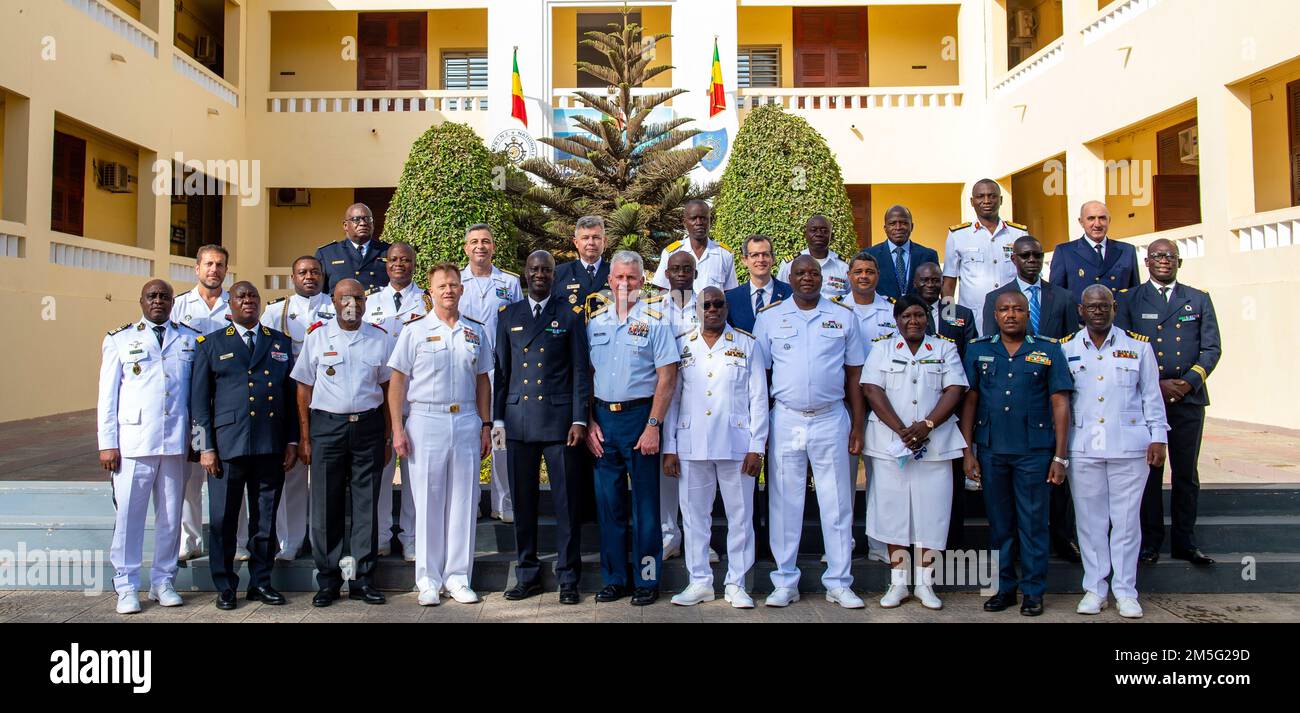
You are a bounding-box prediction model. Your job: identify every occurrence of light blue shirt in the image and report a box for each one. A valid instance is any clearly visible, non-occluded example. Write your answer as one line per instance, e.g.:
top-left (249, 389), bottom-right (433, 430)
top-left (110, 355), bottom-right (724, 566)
top-left (587, 298), bottom-right (680, 402)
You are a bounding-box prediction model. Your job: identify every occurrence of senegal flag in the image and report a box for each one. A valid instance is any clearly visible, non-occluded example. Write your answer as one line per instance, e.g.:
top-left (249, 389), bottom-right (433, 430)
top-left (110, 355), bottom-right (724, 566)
top-left (708, 38), bottom-right (726, 117)
top-left (511, 47), bottom-right (527, 127)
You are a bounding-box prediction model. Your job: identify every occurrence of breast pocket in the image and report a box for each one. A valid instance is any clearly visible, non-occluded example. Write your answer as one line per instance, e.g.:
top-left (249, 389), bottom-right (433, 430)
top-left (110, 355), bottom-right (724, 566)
top-left (319, 352), bottom-right (343, 378)
top-left (726, 358), bottom-right (748, 381)
top-left (1113, 362), bottom-right (1139, 386)
top-left (588, 332), bottom-right (611, 369)
top-left (883, 363), bottom-right (907, 391)
top-left (419, 339), bottom-right (450, 373)
top-left (923, 365), bottom-right (944, 390)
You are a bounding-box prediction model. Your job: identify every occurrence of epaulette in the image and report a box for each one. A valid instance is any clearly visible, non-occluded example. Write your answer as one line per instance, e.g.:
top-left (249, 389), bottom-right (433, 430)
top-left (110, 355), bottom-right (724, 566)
top-left (643, 294), bottom-right (665, 304)
top-left (936, 334), bottom-right (955, 343)
top-left (267, 296), bottom-right (286, 305)
top-left (1034, 335), bottom-right (1059, 344)
top-left (423, 293), bottom-right (433, 312)
top-left (306, 320), bottom-right (325, 334)
top-left (586, 305), bottom-right (609, 323)
top-left (948, 222), bottom-right (972, 232)
top-left (499, 269), bottom-right (518, 278)
top-left (665, 240), bottom-right (683, 252)
top-left (463, 316), bottom-right (484, 326)
top-left (316, 241), bottom-right (335, 251)
top-left (974, 334), bottom-right (998, 343)
top-left (829, 299), bottom-right (853, 310)
top-left (498, 304), bottom-right (508, 312)
top-left (586, 291), bottom-right (612, 306)
top-left (831, 295), bottom-right (843, 303)
top-left (175, 321), bottom-right (200, 332)
top-left (887, 296), bottom-right (897, 304)
top-left (368, 322), bottom-right (387, 334)
top-left (108, 322), bottom-right (133, 335)
top-left (1061, 331), bottom-right (1076, 344)
top-left (756, 299), bottom-right (783, 313)
top-left (1118, 288), bottom-right (1129, 294)
top-left (365, 287), bottom-right (382, 296)
top-left (645, 308), bottom-right (663, 320)
top-left (732, 327), bottom-right (754, 339)
top-left (1006, 221), bottom-right (1028, 231)
top-left (1126, 330), bottom-right (1149, 343)
top-left (405, 313), bottom-right (426, 324)
top-left (872, 332), bottom-right (895, 342)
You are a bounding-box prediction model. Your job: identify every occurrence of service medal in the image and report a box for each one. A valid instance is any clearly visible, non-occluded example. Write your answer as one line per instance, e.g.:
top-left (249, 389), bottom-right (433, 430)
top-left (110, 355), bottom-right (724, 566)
top-left (569, 294), bottom-right (577, 304)
top-left (132, 363), bottom-right (141, 375)
top-left (326, 366), bottom-right (336, 376)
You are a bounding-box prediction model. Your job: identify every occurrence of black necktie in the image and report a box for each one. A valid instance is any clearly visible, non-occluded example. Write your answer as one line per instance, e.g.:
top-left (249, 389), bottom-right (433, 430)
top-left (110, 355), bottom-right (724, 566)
top-left (1159, 286), bottom-right (1170, 302)
top-left (1094, 242), bottom-right (1104, 262)
top-left (534, 302), bottom-right (542, 319)
top-left (394, 292), bottom-right (402, 312)
top-left (153, 325), bottom-right (165, 347)
top-left (587, 264), bottom-right (596, 280)
top-left (244, 330), bottom-right (255, 353)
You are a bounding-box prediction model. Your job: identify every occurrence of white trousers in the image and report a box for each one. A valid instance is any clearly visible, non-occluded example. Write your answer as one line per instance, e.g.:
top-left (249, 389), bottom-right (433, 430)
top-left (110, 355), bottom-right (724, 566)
top-left (769, 404), bottom-right (854, 591)
top-left (661, 468), bottom-right (682, 544)
top-left (407, 408), bottom-right (480, 594)
top-left (1069, 456), bottom-right (1146, 599)
top-left (488, 371), bottom-right (512, 516)
top-left (275, 462), bottom-right (309, 558)
top-left (865, 457), bottom-right (952, 551)
top-left (680, 459), bottom-right (754, 587)
top-left (180, 462), bottom-right (206, 553)
top-left (378, 453), bottom-right (416, 551)
top-left (111, 455), bottom-right (185, 594)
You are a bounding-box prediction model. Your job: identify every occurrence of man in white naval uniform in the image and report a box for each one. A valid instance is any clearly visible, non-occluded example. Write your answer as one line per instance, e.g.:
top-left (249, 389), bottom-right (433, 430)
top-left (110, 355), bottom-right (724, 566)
top-left (260, 256), bottom-right (334, 561)
top-left (459, 225), bottom-right (523, 523)
top-left (1062, 284), bottom-right (1168, 619)
top-left (776, 214), bottom-right (851, 300)
top-left (754, 255), bottom-right (867, 608)
top-left (941, 179), bottom-right (1028, 335)
top-left (663, 287), bottom-right (768, 608)
top-left (99, 280), bottom-right (199, 613)
top-left (169, 244), bottom-right (233, 560)
top-left (649, 199), bottom-right (739, 293)
top-left (363, 241), bottom-right (425, 558)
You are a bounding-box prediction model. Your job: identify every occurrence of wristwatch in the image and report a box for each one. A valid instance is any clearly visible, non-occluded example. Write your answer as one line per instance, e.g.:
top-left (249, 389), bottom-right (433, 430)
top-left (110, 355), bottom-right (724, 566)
top-left (647, 417), bottom-right (661, 428)
top-left (922, 419), bottom-right (935, 429)
top-left (1052, 456), bottom-right (1070, 468)
top-left (482, 421), bottom-right (493, 429)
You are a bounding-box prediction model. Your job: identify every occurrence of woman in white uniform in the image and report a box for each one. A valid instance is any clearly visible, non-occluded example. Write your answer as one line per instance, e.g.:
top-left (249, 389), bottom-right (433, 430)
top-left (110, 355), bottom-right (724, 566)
top-left (860, 295), bottom-right (968, 610)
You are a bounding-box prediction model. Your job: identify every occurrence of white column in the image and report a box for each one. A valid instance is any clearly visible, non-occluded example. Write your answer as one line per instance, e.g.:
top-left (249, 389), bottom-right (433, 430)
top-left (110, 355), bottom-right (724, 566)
top-left (674, 0), bottom-right (738, 183)
top-left (488, 0), bottom-right (547, 144)
top-left (1194, 84), bottom-right (1255, 260)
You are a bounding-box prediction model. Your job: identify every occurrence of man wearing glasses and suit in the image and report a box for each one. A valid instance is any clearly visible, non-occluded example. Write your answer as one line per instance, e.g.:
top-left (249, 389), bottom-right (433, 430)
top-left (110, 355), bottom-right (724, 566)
top-left (315, 203), bottom-right (391, 294)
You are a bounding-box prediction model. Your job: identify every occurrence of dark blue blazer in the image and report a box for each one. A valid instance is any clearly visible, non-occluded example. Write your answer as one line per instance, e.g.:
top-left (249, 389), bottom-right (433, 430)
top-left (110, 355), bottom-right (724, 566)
top-left (551, 258), bottom-right (610, 306)
top-left (1048, 236), bottom-right (1140, 303)
top-left (315, 238), bottom-right (391, 294)
top-left (866, 240), bottom-right (940, 299)
top-left (190, 325), bottom-right (299, 460)
top-left (494, 296), bottom-right (592, 442)
top-left (981, 279), bottom-right (1079, 339)
top-left (725, 279), bottom-right (792, 333)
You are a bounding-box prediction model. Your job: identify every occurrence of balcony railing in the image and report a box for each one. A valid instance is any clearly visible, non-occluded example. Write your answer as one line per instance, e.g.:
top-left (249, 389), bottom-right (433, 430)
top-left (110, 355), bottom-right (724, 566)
top-left (992, 38), bottom-right (1065, 97)
top-left (1083, 0), bottom-right (1163, 46)
top-left (49, 235), bottom-right (154, 277)
top-left (1232, 205), bottom-right (1300, 253)
top-left (265, 268), bottom-right (293, 291)
top-left (173, 52), bottom-right (238, 107)
top-left (65, 0), bottom-right (159, 58)
top-left (551, 87), bottom-right (674, 109)
top-left (0, 220), bottom-right (25, 259)
top-left (1043, 223), bottom-right (1203, 275)
top-left (737, 86), bottom-right (963, 111)
top-left (266, 91), bottom-right (488, 114)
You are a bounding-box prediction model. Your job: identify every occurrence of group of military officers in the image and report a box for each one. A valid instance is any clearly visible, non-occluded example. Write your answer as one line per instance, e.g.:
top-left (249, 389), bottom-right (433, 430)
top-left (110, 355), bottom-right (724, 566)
top-left (97, 180), bottom-right (1220, 617)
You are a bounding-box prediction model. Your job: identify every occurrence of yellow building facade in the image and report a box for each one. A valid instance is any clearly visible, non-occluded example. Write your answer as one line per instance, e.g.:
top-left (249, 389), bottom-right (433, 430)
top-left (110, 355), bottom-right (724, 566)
top-left (2, 0), bottom-right (1299, 429)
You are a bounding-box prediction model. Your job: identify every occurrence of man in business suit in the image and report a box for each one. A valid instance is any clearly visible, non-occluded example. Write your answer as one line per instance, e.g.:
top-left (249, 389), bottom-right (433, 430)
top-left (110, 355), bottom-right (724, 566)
top-left (982, 236), bottom-right (1078, 339)
top-left (190, 281), bottom-right (299, 610)
top-left (726, 235), bottom-right (793, 333)
top-left (983, 236), bottom-right (1082, 562)
top-left (1116, 238), bottom-right (1221, 566)
top-left (866, 205), bottom-right (940, 300)
top-left (496, 251), bottom-right (593, 604)
top-left (1048, 201), bottom-right (1140, 302)
top-left (553, 215), bottom-right (611, 307)
top-left (315, 203), bottom-right (391, 294)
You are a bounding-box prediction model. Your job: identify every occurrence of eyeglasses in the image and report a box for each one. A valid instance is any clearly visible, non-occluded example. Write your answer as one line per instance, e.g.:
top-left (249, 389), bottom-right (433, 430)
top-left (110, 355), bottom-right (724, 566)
top-left (1082, 304), bottom-right (1113, 313)
top-left (345, 216), bottom-right (375, 225)
top-left (1015, 251), bottom-right (1044, 259)
top-left (745, 251), bottom-right (773, 260)
top-left (1148, 252), bottom-right (1178, 262)
top-left (700, 300), bottom-right (726, 310)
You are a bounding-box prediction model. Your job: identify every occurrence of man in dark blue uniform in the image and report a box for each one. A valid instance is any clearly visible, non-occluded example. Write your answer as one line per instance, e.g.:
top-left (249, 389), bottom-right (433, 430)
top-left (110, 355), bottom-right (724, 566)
top-left (315, 203), bottom-right (391, 294)
top-left (190, 281), bottom-right (299, 610)
top-left (961, 290), bottom-right (1073, 616)
top-left (552, 215), bottom-right (611, 307)
top-left (1116, 238), bottom-right (1221, 566)
top-left (866, 205), bottom-right (940, 300)
top-left (1048, 200), bottom-right (1140, 302)
top-left (496, 251), bottom-right (592, 604)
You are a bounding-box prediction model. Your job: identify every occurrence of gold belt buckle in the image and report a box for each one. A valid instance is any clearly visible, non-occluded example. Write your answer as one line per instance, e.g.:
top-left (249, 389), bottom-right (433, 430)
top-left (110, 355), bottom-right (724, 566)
top-left (449, 404), bottom-right (460, 413)
top-left (609, 402), bottom-right (623, 412)
top-left (347, 414), bottom-right (359, 422)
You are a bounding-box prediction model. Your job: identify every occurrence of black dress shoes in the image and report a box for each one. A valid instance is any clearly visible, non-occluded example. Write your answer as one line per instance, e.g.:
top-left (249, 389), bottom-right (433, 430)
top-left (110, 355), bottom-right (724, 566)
top-left (1020, 596), bottom-right (1044, 617)
top-left (348, 585), bottom-right (386, 604)
top-left (1172, 548), bottom-right (1215, 566)
top-left (559, 587), bottom-right (580, 605)
top-left (1139, 548), bottom-right (1160, 565)
top-left (630, 588), bottom-right (659, 606)
top-left (983, 591), bottom-right (1018, 612)
top-left (215, 589), bottom-right (237, 610)
top-left (312, 588), bottom-right (340, 608)
top-left (503, 582), bottom-right (543, 601)
top-left (246, 585), bottom-right (286, 605)
top-left (595, 585), bottom-right (627, 603)
top-left (1054, 540), bottom-right (1083, 563)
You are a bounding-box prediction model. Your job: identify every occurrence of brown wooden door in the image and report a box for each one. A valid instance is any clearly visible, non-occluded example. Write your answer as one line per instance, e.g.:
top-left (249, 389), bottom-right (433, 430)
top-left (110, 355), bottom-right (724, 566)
top-left (794, 7), bottom-right (868, 89)
top-left (51, 131), bottom-right (86, 236)
top-left (355, 187), bottom-right (396, 241)
top-left (1153, 175), bottom-right (1201, 232)
top-left (845, 184), bottom-right (871, 248)
top-left (357, 13), bottom-right (427, 93)
top-left (1288, 79), bottom-right (1300, 207)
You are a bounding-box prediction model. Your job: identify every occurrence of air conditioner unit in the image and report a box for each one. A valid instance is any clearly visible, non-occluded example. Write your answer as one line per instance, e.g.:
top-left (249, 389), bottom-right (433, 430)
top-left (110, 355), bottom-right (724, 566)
top-left (1012, 9), bottom-right (1038, 43)
top-left (274, 188), bottom-right (311, 207)
top-left (195, 35), bottom-right (217, 63)
top-left (97, 161), bottom-right (132, 193)
top-left (1178, 126), bottom-right (1199, 164)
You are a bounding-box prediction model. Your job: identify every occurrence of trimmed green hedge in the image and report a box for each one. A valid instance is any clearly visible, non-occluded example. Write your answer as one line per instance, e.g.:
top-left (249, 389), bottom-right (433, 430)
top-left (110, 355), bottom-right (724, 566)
top-left (384, 121), bottom-right (517, 278)
top-left (713, 105), bottom-right (856, 279)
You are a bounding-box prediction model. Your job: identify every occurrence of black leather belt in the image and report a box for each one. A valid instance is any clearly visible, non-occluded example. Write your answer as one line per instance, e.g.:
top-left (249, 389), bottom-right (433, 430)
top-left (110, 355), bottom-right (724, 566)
top-left (595, 398), bottom-right (652, 412)
top-left (312, 407), bottom-right (381, 423)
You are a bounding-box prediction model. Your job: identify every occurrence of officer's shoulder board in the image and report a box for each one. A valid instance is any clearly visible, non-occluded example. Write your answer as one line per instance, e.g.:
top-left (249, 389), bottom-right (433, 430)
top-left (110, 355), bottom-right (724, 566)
top-left (368, 322), bottom-right (387, 334)
top-left (935, 334), bottom-right (956, 344)
top-left (948, 222), bottom-right (972, 232)
top-left (644, 308), bottom-right (663, 320)
top-left (1061, 331), bottom-right (1077, 344)
top-left (586, 305), bottom-right (609, 323)
top-left (643, 293), bottom-right (665, 304)
top-left (405, 313), bottom-right (426, 325)
top-left (1034, 335), bottom-right (1059, 344)
top-left (499, 268), bottom-right (518, 278)
top-left (267, 296), bottom-right (287, 306)
top-left (498, 303), bottom-right (508, 312)
top-left (306, 320), bottom-right (325, 334)
top-left (664, 240), bottom-right (683, 253)
top-left (830, 295), bottom-right (843, 303)
top-left (756, 299), bottom-right (783, 313)
top-left (462, 316), bottom-right (484, 326)
top-left (872, 331), bottom-right (895, 342)
top-left (364, 286), bottom-right (382, 296)
top-left (316, 240), bottom-right (336, 251)
top-left (175, 321), bottom-right (201, 333)
top-left (1126, 330), bottom-right (1150, 343)
top-left (107, 322), bottom-right (133, 336)
top-left (423, 293), bottom-right (434, 312)
top-left (887, 296), bottom-right (897, 304)
top-left (1006, 221), bottom-right (1029, 232)
top-left (973, 334), bottom-right (998, 343)
top-left (731, 327), bottom-right (754, 339)
top-left (829, 298), bottom-right (853, 311)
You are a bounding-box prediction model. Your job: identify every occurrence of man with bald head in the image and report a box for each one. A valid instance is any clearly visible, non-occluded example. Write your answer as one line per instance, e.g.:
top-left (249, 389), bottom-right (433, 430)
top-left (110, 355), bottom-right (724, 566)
top-left (865, 205), bottom-right (939, 299)
top-left (315, 202), bottom-right (391, 294)
top-left (190, 281), bottom-right (300, 610)
top-left (1048, 200), bottom-right (1140, 302)
top-left (98, 279), bottom-right (201, 613)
